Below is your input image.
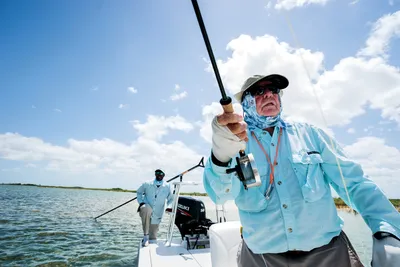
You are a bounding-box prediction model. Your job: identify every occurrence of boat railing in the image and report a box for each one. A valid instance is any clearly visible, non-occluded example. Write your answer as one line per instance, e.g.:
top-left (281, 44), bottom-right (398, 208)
top-left (215, 204), bottom-right (227, 223)
top-left (165, 180), bottom-right (200, 247)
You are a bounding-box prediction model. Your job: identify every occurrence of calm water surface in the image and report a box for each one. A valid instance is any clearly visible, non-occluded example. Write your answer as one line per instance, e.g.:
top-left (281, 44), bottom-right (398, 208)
top-left (0, 185), bottom-right (373, 266)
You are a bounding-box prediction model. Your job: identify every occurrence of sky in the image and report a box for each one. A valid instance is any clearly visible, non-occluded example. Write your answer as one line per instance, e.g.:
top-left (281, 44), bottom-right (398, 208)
top-left (1, 0), bottom-right (400, 197)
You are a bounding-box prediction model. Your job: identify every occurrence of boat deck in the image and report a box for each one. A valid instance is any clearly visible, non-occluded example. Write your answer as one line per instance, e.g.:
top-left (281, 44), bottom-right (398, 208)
top-left (138, 238), bottom-right (212, 267)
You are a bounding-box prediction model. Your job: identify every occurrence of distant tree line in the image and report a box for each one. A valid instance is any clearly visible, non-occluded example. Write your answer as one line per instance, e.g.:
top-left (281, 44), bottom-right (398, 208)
top-left (1, 183), bottom-right (399, 210)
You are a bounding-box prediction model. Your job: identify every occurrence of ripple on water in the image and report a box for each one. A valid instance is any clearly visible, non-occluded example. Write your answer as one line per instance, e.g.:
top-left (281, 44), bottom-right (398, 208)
top-left (0, 186), bottom-right (374, 267)
top-left (35, 261), bottom-right (69, 267)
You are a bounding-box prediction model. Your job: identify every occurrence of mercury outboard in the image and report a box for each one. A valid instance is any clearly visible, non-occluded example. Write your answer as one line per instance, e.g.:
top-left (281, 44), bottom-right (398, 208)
top-left (168, 196), bottom-right (215, 249)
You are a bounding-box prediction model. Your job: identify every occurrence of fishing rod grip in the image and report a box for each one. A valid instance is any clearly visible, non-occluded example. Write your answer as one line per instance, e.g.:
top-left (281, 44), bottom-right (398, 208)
top-left (222, 102), bottom-right (234, 113)
top-left (220, 97), bottom-right (234, 113)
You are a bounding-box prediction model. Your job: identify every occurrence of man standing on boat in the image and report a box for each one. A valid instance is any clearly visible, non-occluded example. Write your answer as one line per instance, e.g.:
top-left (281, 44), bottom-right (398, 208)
top-left (137, 169), bottom-right (173, 247)
top-left (204, 74), bottom-right (400, 266)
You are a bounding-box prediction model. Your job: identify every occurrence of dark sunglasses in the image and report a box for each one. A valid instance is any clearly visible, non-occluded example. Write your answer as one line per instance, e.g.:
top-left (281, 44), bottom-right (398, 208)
top-left (244, 86), bottom-right (281, 98)
top-left (155, 171), bottom-right (164, 176)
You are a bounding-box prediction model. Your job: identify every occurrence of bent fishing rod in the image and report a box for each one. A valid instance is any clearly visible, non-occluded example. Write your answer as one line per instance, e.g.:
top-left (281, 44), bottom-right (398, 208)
top-left (94, 157), bottom-right (205, 220)
top-left (190, 0), bottom-right (260, 190)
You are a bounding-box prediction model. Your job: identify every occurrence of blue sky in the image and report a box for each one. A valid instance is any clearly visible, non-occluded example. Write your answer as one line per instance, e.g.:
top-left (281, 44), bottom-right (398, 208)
top-left (1, 0), bottom-right (400, 197)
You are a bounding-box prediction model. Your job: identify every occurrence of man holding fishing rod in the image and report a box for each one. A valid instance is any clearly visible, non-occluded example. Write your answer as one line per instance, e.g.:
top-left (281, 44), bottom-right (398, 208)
top-left (137, 169), bottom-right (174, 247)
top-left (203, 74), bottom-right (400, 267)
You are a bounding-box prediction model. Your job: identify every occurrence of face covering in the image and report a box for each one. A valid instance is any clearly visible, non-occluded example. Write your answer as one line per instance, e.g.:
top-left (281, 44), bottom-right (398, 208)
top-left (155, 172), bottom-right (164, 185)
top-left (241, 93), bottom-right (285, 131)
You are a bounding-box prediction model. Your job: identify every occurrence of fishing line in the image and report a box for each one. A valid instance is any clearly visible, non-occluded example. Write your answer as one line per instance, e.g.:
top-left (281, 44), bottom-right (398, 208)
top-left (281, 9), bottom-right (369, 262)
top-left (281, 11), bottom-right (354, 213)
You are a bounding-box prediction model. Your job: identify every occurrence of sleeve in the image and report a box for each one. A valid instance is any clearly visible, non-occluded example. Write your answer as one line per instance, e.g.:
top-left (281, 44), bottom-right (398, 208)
top-left (136, 183), bottom-right (146, 204)
top-left (203, 154), bottom-right (238, 205)
top-left (312, 126), bottom-right (400, 239)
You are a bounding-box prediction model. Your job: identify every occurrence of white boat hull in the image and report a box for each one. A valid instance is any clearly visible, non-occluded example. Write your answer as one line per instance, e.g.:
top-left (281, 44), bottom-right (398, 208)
top-left (138, 238), bottom-right (212, 267)
top-left (137, 181), bottom-right (242, 267)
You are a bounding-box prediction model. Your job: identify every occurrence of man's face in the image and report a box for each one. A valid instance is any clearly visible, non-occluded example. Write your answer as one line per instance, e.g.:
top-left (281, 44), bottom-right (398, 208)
top-left (155, 171), bottom-right (165, 181)
top-left (252, 81), bottom-right (281, 117)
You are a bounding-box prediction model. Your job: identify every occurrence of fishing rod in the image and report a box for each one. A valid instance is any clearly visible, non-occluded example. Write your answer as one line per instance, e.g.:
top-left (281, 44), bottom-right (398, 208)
top-left (94, 157), bottom-right (205, 220)
top-left (190, 0), bottom-right (260, 189)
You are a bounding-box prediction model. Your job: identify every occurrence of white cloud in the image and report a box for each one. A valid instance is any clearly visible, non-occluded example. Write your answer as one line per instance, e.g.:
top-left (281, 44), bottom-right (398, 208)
top-left (0, 133), bottom-right (85, 162)
top-left (347, 128), bottom-right (356, 134)
top-left (25, 163), bottom-right (37, 168)
top-left (210, 31), bottom-right (400, 129)
top-left (344, 137), bottom-right (400, 197)
top-left (131, 115), bottom-right (194, 141)
top-left (170, 91), bottom-right (188, 101)
top-left (274, 0), bottom-right (330, 10)
top-left (198, 102), bottom-right (243, 144)
top-left (0, 115), bottom-right (204, 191)
top-left (118, 104), bottom-right (129, 109)
top-left (54, 109), bottom-right (62, 113)
top-left (349, 0), bottom-right (359, 5)
top-left (175, 84), bottom-right (180, 91)
top-left (127, 87), bottom-right (138, 94)
top-left (194, 11), bottom-right (400, 197)
top-left (358, 11), bottom-right (400, 58)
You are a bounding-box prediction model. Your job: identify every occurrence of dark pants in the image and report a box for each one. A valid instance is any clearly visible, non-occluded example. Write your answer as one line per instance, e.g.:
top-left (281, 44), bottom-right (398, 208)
top-left (237, 231), bottom-right (364, 267)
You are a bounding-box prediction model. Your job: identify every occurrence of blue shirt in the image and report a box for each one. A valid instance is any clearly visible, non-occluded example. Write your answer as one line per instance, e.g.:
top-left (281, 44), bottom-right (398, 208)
top-left (136, 179), bottom-right (174, 224)
top-left (203, 122), bottom-right (400, 254)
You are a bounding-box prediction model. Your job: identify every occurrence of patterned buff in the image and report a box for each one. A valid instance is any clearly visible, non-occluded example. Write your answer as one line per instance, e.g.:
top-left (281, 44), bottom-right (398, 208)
top-left (241, 93), bottom-right (286, 131)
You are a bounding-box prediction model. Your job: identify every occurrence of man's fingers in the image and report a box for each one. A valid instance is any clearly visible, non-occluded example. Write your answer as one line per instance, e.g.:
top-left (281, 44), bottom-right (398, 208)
top-left (214, 113), bottom-right (248, 141)
top-left (227, 121), bottom-right (247, 135)
top-left (236, 131), bottom-right (248, 141)
top-left (217, 113), bottom-right (243, 126)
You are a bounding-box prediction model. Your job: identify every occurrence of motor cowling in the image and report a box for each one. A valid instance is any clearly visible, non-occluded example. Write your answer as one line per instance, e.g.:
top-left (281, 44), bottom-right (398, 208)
top-left (174, 196), bottom-right (215, 239)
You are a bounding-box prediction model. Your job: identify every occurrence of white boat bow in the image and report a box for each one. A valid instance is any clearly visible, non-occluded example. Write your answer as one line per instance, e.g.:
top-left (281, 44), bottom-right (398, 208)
top-left (137, 180), bottom-right (242, 267)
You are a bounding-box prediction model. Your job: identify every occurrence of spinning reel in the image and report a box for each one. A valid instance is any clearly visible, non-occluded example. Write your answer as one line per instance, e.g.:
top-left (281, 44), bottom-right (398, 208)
top-left (226, 150), bottom-right (260, 190)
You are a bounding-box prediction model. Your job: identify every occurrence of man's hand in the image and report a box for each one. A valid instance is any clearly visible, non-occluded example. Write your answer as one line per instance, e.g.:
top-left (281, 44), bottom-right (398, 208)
top-left (212, 112), bottom-right (247, 163)
top-left (216, 113), bottom-right (248, 141)
top-left (137, 202), bottom-right (146, 212)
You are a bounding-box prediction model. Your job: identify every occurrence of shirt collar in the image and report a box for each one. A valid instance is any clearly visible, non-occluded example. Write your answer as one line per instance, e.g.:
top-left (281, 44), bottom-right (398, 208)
top-left (251, 124), bottom-right (285, 140)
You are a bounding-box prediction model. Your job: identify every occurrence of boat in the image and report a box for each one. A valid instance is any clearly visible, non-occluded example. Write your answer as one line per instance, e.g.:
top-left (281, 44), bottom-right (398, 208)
top-left (137, 181), bottom-right (243, 267)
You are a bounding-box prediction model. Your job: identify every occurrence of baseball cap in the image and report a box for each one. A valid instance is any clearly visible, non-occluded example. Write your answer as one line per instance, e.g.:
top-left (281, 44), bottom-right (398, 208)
top-left (234, 74), bottom-right (289, 103)
top-left (155, 169), bottom-right (165, 176)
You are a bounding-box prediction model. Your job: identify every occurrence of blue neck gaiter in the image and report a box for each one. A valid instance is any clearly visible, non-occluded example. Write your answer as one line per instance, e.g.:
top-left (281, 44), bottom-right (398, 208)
top-left (154, 179), bottom-right (163, 186)
top-left (241, 93), bottom-right (285, 131)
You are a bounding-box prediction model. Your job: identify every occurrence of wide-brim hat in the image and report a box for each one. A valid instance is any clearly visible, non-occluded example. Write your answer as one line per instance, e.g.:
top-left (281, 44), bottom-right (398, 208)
top-left (234, 74), bottom-right (289, 103)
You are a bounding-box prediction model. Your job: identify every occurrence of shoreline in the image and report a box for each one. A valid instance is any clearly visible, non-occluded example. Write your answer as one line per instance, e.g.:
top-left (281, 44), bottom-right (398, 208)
top-left (2, 183), bottom-right (399, 210)
top-left (0, 183), bottom-right (208, 196)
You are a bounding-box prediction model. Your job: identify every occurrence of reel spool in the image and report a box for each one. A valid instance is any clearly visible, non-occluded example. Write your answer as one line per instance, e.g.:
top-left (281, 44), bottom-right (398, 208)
top-left (226, 150), bottom-right (261, 190)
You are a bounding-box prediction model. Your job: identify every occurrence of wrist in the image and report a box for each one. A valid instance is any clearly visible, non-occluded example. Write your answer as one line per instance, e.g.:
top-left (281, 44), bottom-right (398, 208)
top-left (211, 152), bottom-right (231, 167)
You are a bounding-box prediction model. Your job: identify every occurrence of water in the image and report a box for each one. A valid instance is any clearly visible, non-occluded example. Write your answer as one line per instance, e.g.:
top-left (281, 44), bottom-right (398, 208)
top-left (0, 185), bottom-right (372, 266)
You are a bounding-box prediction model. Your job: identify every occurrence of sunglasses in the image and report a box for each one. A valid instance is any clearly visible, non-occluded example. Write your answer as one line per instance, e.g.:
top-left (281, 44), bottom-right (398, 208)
top-left (155, 171), bottom-right (164, 176)
top-left (244, 86), bottom-right (281, 98)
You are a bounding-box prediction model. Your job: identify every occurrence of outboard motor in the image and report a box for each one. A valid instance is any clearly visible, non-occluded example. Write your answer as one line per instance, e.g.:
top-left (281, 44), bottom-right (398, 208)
top-left (172, 196), bottom-right (215, 249)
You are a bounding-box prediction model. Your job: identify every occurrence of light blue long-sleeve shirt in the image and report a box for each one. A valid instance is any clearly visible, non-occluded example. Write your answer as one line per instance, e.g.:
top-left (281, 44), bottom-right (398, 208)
top-left (136, 179), bottom-right (174, 224)
top-left (203, 122), bottom-right (400, 254)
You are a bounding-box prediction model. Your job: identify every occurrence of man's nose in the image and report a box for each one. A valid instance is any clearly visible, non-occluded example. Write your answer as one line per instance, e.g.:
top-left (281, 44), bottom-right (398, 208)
top-left (263, 90), bottom-right (273, 98)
